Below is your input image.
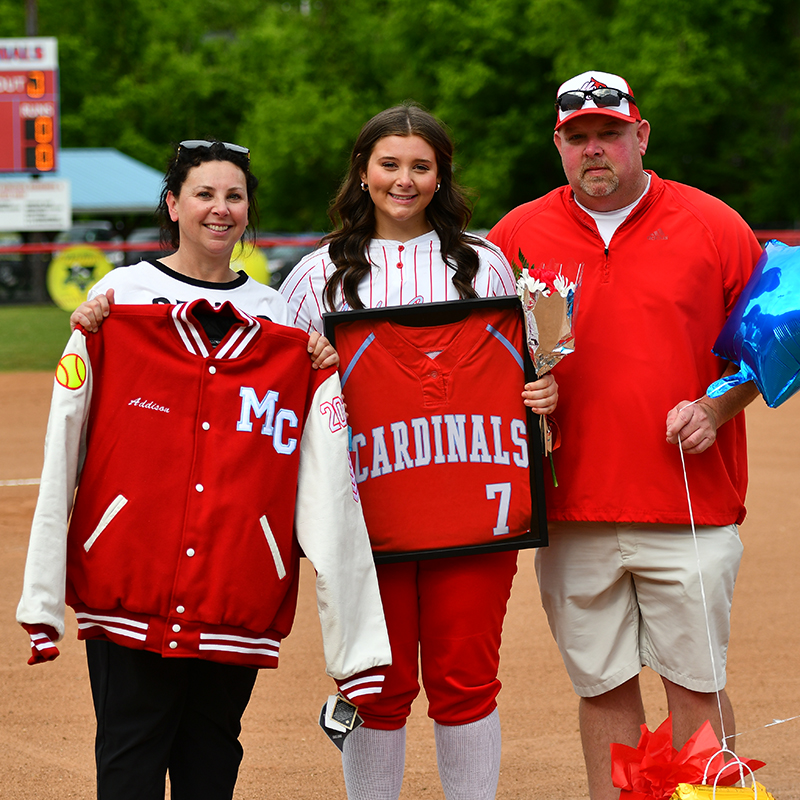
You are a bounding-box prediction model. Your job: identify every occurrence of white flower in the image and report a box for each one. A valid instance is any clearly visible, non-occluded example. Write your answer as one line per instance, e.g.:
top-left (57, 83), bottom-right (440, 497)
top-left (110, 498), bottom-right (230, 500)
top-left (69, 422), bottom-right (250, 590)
top-left (553, 274), bottom-right (575, 297)
top-left (517, 274), bottom-right (551, 297)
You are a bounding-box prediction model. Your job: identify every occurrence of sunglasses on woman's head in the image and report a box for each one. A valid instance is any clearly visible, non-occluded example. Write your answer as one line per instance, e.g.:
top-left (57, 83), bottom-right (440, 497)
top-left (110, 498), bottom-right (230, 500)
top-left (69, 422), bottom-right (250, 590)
top-left (177, 140), bottom-right (250, 161)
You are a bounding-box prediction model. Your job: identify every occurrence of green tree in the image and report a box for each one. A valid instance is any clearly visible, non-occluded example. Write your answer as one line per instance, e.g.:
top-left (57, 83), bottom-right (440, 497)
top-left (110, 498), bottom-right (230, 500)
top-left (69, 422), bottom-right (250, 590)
top-left (560, 0), bottom-right (800, 226)
top-left (29, 0), bottom-right (265, 168)
top-left (2, 0), bottom-right (797, 231)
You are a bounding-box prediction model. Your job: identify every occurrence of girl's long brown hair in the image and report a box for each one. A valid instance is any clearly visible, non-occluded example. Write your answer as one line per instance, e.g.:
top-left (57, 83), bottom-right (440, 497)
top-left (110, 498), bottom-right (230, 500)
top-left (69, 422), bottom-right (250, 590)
top-left (323, 104), bottom-right (483, 311)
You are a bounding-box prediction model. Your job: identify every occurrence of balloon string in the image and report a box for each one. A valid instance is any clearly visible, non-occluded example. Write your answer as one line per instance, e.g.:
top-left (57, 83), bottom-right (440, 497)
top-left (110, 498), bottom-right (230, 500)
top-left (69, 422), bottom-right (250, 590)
top-left (733, 714), bottom-right (800, 738)
top-left (678, 398), bottom-right (800, 752)
top-left (676, 397), bottom-right (730, 748)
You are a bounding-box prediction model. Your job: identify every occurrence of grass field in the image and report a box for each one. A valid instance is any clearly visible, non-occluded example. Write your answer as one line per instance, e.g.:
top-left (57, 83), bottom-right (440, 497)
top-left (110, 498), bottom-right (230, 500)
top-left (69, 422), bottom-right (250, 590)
top-left (0, 305), bottom-right (73, 371)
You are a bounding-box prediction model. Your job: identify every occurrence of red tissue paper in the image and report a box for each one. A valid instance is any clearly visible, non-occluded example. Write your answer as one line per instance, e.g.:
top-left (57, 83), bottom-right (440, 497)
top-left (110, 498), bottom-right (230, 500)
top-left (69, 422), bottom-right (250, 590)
top-left (611, 715), bottom-right (765, 800)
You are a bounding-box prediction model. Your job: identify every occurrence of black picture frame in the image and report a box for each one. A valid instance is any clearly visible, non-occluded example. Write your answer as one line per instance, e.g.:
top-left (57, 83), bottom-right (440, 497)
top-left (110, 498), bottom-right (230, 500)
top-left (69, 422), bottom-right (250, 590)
top-left (323, 295), bottom-right (548, 564)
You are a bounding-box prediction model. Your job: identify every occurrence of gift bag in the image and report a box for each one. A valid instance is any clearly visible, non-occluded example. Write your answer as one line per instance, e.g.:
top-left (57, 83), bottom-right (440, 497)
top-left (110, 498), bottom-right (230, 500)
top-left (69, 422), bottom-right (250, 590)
top-left (670, 781), bottom-right (774, 800)
top-left (670, 754), bottom-right (776, 800)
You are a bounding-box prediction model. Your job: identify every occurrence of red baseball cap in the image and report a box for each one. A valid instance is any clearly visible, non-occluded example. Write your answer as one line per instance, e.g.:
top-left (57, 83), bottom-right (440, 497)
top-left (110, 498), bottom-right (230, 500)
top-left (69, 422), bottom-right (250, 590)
top-left (554, 71), bottom-right (640, 131)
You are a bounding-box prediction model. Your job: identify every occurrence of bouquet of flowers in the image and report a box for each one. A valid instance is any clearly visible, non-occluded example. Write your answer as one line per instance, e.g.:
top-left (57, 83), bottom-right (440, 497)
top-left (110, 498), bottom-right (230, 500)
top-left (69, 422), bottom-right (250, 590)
top-left (514, 251), bottom-right (583, 480)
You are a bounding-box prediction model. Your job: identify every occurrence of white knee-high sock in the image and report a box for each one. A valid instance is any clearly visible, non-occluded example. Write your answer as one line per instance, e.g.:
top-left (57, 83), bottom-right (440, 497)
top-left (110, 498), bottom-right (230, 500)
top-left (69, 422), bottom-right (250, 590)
top-left (434, 708), bottom-right (501, 800)
top-left (341, 725), bottom-right (406, 800)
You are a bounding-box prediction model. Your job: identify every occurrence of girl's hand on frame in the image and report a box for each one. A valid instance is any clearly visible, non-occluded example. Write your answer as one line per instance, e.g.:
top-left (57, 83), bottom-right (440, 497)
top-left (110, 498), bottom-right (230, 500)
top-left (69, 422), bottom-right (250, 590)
top-left (522, 372), bottom-right (558, 415)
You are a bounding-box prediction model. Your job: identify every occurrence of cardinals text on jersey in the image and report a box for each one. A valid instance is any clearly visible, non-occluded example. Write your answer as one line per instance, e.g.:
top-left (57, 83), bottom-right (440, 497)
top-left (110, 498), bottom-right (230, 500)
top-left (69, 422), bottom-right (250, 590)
top-left (328, 298), bottom-right (548, 560)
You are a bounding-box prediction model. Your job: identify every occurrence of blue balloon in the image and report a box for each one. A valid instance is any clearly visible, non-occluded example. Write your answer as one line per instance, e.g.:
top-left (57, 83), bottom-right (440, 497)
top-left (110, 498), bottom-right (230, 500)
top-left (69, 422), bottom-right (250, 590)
top-left (707, 240), bottom-right (800, 408)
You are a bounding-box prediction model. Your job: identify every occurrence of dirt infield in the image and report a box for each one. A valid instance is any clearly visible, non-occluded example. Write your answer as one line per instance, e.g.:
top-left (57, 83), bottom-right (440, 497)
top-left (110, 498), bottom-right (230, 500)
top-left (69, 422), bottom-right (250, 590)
top-left (1, 371), bottom-right (799, 799)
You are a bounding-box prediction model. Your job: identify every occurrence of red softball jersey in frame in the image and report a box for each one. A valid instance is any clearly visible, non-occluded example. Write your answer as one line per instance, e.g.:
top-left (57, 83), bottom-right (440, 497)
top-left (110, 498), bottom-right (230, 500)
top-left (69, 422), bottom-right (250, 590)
top-left (326, 297), bottom-right (548, 563)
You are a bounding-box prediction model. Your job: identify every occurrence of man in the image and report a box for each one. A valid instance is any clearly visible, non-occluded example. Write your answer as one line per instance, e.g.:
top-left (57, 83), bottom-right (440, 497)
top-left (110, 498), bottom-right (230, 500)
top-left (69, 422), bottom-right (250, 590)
top-left (488, 71), bottom-right (762, 800)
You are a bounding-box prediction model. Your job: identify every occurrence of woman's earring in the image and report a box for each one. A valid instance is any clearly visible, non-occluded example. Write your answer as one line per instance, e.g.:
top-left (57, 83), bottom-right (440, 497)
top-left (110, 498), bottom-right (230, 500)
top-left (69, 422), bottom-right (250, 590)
top-left (435, 183), bottom-right (441, 192)
top-left (361, 181), bottom-right (369, 191)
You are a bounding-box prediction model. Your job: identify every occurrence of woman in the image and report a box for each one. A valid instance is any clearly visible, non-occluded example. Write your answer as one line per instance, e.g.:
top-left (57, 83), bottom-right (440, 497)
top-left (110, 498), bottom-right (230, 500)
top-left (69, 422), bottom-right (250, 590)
top-left (19, 139), bottom-right (387, 800)
top-left (71, 139), bottom-right (334, 367)
top-left (280, 105), bottom-right (557, 800)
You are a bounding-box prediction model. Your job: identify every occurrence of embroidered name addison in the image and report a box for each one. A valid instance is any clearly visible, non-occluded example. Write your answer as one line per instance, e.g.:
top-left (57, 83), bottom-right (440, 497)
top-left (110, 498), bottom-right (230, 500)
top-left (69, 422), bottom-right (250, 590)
top-left (128, 397), bottom-right (170, 413)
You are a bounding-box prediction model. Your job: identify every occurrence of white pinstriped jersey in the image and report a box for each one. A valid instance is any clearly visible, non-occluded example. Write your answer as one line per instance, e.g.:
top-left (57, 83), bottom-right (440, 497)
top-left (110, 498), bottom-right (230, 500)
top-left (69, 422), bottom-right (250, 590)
top-left (279, 231), bottom-right (516, 331)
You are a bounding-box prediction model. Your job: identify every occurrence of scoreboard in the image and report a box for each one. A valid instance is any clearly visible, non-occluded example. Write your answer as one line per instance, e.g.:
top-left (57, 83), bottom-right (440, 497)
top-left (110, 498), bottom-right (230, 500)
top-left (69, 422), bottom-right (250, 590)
top-left (0, 37), bottom-right (59, 174)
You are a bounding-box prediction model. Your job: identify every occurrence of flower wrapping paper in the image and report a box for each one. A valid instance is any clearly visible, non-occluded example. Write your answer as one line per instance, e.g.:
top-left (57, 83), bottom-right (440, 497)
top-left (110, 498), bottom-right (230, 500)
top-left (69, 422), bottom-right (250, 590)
top-left (514, 254), bottom-right (582, 377)
top-left (513, 254), bottom-right (583, 463)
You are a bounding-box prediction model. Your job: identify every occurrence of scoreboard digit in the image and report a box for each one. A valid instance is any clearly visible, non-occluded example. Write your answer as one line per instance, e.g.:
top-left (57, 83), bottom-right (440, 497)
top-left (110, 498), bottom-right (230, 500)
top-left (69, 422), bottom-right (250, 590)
top-left (0, 38), bottom-right (59, 174)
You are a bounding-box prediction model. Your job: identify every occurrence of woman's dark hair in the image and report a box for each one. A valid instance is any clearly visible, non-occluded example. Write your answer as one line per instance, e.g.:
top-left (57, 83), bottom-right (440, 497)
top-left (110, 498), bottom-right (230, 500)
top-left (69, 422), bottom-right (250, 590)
top-left (157, 140), bottom-right (260, 250)
top-left (322, 103), bottom-right (483, 311)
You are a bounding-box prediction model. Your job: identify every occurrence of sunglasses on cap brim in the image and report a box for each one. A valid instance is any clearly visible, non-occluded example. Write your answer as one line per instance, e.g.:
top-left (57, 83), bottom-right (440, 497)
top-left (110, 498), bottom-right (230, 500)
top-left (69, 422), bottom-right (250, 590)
top-left (555, 87), bottom-right (637, 113)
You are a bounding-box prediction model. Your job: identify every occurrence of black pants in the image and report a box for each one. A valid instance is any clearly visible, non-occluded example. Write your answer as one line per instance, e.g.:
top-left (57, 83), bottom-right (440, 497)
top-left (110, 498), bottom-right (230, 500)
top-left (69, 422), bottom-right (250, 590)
top-left (86, 640), bottom-right (258, 800)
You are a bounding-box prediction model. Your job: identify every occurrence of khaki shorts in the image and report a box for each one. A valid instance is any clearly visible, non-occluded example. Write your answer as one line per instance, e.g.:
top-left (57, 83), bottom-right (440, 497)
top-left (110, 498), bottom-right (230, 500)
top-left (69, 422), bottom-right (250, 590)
top-left (535, 521), bottom-right (743, 697)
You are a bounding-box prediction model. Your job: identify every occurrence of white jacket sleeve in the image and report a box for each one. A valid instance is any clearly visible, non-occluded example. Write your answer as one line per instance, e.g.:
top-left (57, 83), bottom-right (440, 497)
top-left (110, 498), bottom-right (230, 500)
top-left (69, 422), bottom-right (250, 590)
top-left (16, 331), bottom-right (93, 639)
top-left (294, 371), bottom-right (391, 680)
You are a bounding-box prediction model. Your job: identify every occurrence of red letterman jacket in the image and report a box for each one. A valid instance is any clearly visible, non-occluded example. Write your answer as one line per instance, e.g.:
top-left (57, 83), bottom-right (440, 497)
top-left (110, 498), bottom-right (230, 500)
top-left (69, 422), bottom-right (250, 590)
top-left (17, 300), bottom-right (391, 676)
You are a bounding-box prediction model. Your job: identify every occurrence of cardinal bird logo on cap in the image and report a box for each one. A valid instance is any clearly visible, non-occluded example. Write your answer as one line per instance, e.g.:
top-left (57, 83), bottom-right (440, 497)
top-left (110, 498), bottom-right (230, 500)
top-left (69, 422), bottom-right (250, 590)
top-left (582, 77), bottom-right (608, 91)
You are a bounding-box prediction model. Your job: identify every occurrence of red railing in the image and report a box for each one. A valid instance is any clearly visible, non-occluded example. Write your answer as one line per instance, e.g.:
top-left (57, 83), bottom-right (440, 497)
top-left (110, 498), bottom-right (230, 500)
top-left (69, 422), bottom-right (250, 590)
top-left (0, 235), bottom-right (321, 256)
top-left (754, 230), bottom-right (800, 246)
top-left (0, 231), bottom-right (797, 256)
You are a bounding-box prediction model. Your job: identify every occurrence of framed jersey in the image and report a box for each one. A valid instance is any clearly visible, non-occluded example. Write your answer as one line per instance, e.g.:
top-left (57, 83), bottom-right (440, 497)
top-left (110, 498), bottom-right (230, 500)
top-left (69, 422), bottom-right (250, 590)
top-left (324, 296), bottom-right (548, 563)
